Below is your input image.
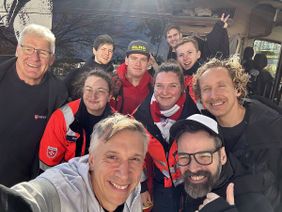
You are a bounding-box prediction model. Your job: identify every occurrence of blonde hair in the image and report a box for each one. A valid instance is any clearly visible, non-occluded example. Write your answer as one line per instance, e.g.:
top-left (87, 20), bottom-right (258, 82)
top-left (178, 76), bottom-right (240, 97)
top-left (194, 56), bottom-right (249, 103)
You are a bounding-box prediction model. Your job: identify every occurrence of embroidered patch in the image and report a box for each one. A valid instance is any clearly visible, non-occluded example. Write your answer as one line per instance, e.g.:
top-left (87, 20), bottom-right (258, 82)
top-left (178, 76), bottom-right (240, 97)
top-left (34, 114), bottom-right (47, 120)
top-left (47, 146), bottom-right (58, 158)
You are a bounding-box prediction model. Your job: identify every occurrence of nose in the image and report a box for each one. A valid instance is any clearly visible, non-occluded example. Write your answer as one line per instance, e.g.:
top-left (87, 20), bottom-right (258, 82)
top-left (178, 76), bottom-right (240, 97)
top-left (116, 160), bottom-right (130, 181)
top-left (210, 87), bottom-right (219, 99)
top-left (29, 50), bottom-right (40, 61)
top-left (187, 157), bottom-right (202, 172)
top-left (160, 86), bottom-right (169, 95)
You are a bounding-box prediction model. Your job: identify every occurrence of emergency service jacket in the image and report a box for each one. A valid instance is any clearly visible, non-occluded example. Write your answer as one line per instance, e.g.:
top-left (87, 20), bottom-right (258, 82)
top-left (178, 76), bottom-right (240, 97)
top-left (134, 93), bottom-right (199, 189)
top-left (39, 99), bottom-right (113, 170)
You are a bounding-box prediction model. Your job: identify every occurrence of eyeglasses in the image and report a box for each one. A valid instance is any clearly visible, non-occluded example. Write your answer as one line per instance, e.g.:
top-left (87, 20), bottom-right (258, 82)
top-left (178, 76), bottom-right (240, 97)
top-left (20, 44), bottom-right (52, 59)
top-left (176, 147), bottom-right (221, 166)
top-left (84, 87), bottom-right (109, 97)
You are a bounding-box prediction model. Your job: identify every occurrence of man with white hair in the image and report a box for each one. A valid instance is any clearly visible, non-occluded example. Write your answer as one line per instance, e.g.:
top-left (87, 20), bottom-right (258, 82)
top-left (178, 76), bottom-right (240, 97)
top-left (0, 114), bottom-right (148, 212)
top-left (0, 24), bottom-right (68, 187)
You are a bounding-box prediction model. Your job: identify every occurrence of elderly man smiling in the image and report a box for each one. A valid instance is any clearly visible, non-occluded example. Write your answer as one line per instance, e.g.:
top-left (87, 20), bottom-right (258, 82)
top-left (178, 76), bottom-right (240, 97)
top-left (0, 114), bottom-right (148, 212)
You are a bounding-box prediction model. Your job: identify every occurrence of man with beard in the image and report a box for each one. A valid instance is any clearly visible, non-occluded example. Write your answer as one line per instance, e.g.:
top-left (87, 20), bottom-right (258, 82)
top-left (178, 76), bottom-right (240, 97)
top-left (170, 114), bottom-right (273, 212)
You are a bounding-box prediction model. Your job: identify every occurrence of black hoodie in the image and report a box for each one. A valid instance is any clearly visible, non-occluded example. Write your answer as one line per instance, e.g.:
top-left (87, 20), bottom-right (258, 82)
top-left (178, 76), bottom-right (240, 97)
top-left (183, 154), bottom-right (273, 212)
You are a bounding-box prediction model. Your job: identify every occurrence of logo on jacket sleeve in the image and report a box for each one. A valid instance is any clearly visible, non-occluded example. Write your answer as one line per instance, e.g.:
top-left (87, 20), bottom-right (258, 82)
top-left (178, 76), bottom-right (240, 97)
top-left (47, 146), bottom-right (58, 158)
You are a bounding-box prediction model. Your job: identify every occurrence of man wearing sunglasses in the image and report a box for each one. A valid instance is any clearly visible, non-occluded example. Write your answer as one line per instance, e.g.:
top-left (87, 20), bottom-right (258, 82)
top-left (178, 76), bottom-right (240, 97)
top-left (170, 114), bottom-right (272, 212)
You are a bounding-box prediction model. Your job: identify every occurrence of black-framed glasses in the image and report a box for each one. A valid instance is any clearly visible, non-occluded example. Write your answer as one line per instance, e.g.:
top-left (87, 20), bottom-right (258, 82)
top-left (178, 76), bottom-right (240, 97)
top-left (176, 147), bottom-right (221, 166)
top-left (20, 44), bottom-right (52, 58)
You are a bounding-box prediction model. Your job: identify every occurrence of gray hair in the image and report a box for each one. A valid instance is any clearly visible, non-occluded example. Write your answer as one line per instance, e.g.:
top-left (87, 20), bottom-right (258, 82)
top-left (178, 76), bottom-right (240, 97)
top-left (18, 24), bottom-right (56, 54)
top-left (89, 113), bottom-right (149, 155)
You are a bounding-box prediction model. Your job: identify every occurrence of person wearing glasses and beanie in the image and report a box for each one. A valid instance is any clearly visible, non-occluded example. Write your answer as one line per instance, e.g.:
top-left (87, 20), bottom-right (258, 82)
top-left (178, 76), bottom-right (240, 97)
top-left (39, 69), bottom-right (114, 171)
top-left (0, 24), bottom-right (68, 187)
top-left (170, 114), bottom-right (273, 212)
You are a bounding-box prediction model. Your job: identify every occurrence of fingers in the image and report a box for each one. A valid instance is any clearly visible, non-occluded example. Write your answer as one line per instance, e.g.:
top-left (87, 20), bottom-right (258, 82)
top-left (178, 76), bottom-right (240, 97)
top-left (141, 191), bottom-right (153, 209)
top-left (226, 182), bottom-right (235, 205)
top-left (221, 13), bottom-right (225, 21)
top-left (224, 14), bottom-right (230, 22)
top-left (198, 193), bottom-right (220, 210)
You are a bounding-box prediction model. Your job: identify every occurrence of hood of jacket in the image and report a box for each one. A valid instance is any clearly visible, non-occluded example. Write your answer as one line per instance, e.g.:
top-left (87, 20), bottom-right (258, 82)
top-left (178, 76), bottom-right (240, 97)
top-left (39, 155), bottom-right (142, 212)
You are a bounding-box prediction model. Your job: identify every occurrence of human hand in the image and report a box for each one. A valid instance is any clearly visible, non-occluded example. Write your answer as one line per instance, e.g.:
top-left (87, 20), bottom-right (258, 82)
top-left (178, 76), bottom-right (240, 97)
top-left (197, 192), bottom-right (220, 211)
top-left (226, 182), bottom-right (235, 205)
top-left (196, 182), bottom-right (235, 211)
top-left (141, 191), bottom-right (153, 210)
top-left (221, 13), bottom-right (230, 28)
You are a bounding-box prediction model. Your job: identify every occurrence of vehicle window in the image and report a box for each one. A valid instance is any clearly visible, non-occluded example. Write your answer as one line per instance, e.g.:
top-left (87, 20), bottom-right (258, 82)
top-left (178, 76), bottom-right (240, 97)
top-left (253, 40), bottom-right (281, 78)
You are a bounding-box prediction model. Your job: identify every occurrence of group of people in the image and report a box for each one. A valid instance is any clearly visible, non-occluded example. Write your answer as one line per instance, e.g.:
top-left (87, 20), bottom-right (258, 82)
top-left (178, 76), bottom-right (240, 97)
top-left (0, 13), bottom-right (281, 212)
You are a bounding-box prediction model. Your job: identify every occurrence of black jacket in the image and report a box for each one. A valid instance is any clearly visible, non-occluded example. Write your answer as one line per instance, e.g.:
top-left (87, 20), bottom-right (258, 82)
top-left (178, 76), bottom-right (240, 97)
top-left (184, 154), bottom-right (273, 212)
top-left (220, 99), bottom-right (282, 211)
top-left (167, 21), bottom-right (229, 61)
top-left (0, 57), bottom-right (68, 186)
top-left (0, 57), bottom-right (68, 119)
top-left (64, 56), bottom-right (114, 100)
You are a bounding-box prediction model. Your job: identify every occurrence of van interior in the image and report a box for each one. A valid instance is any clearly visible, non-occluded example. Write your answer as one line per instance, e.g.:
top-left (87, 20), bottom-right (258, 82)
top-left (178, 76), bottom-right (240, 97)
top-left (0, 0), bottom-right (282, 104)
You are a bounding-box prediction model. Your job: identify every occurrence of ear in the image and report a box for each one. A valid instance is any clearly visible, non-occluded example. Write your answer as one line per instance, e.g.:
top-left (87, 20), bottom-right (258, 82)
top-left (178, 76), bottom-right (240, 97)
top-left (107, 94), bottom-right (112, 102)
top-left (125, 56), bottom-right (129, 65)
top-left (93, 48), bottom-right (97, 56)
top-left (179, 32), bottom-right (183, 39)
top-left (219, 147), bottom-right (227, 165)
top-left (235, 88), bottom-right (241, 98)
top-left (49, 54), bottom-right (55, 66)
top-left (15, 45), bottom-right (20, 57)
top-left (197, 50), bottom-right (201, 60)
top-left (88, 153), bottom-right (95, 171)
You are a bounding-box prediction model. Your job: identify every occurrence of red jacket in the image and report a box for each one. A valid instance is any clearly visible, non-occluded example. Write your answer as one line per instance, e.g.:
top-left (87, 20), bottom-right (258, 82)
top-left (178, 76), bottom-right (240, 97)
top-left (39, 100), bottom-right (85, 170)
top-left (39, 99), bottom-right (113, 170)
top-left (110, 63), bottom-right (152, 114)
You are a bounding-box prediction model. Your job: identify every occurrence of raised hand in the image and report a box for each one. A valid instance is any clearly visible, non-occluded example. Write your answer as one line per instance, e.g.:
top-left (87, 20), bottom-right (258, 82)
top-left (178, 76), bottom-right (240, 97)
top-left (221, 13), bottom-right (230, 28)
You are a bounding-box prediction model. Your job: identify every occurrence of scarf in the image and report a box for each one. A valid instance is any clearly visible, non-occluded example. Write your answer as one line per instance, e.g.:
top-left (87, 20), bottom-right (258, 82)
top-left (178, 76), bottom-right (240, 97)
top-left (150, 93), bottom-right (186, 142)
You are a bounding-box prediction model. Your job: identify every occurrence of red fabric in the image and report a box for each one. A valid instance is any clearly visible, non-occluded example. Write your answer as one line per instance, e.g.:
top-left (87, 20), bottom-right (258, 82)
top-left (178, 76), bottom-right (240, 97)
top-left (184, 75), bottom-right (197, 103)
top-left (150, 93), bottom-right (186, 122)
top-left (39, 99), bottom-right (85, 167)
top-left (111, 63), bottom-right (152, 115)
top-left (147, 132), bottom-right (181, 188)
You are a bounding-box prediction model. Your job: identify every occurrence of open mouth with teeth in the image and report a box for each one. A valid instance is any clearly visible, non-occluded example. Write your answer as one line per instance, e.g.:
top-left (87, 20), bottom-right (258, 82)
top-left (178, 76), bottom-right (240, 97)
top-left (110, 181), bottom-right (129, 191)
top-left (188, 175), bottom-right (207, 184)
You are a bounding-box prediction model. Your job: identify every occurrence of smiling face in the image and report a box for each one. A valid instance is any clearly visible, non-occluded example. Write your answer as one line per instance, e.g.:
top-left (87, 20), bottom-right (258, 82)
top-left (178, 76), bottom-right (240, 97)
top-left (93, 43), bottom-right (114, 65)
top-left (83, 75), bottom-right (111, 116)
top-left (16, 34), bottom-right (54, 85)
top-left (198, 67), bottom-right (242, 122)
top-left (154, 71), bottom-right (183, 110)
top-left (166, 28), bottom-right (182, 48)
top-left (176, 41), bottom-right (201, 70)
top-left (177, 130), bottom-right (226, 199)
top-left (88, 129), bottom-right (145, 211)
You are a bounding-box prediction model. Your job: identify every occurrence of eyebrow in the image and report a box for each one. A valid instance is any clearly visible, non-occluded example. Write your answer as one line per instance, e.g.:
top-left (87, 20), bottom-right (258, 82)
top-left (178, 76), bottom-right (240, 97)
top-left (105, 150), bottom-right (143, 157)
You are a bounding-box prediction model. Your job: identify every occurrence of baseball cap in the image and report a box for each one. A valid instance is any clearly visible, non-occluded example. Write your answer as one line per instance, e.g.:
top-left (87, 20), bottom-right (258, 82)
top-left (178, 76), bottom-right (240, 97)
top-left (170, 114), bottom-right (222, 142)
top-left (126, 40), bottom-right (150, 57)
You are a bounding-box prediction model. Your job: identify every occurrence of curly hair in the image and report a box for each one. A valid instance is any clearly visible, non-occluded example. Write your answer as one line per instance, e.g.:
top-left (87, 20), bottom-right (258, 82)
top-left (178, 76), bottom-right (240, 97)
top-left (193, 56), bottom-right (249, 103)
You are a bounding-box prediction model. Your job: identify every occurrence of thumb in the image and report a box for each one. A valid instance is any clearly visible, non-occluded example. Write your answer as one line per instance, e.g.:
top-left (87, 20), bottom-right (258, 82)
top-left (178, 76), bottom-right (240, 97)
top-left (226, 183), bottom-right (235, 205)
